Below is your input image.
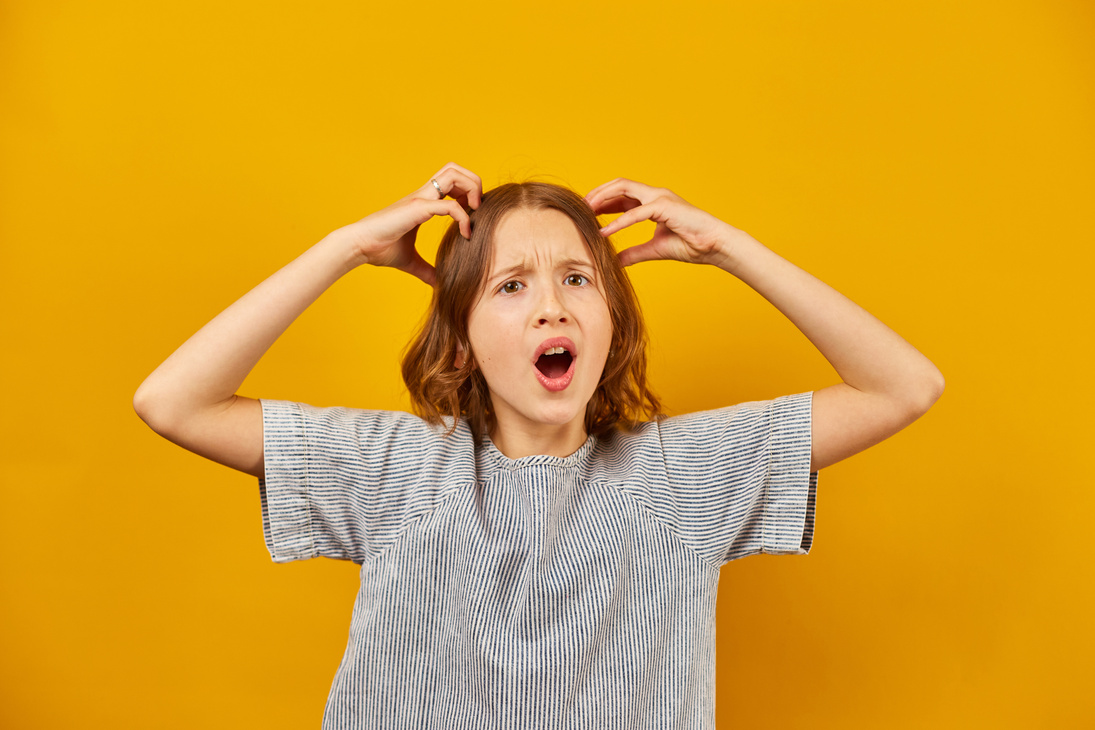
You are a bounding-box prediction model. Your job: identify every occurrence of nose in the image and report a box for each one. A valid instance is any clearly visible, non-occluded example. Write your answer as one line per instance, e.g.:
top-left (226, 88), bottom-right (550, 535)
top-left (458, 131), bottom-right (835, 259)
top-left (535, 284), bottom-right (569, 326)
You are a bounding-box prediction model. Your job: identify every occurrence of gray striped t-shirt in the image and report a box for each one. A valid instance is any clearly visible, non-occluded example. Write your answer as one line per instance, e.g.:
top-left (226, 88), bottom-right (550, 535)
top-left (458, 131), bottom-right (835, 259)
top-left (258, 391), bottom-right (818, 730)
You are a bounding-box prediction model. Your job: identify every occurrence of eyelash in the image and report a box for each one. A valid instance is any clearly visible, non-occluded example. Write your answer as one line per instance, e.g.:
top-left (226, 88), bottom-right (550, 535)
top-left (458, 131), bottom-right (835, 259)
top-left (498, 274), bottom-right (590, 294)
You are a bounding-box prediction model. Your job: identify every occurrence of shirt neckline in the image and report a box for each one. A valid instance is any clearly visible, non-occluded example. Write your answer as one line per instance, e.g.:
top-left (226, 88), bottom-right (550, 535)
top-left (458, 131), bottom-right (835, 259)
top-left (479, 432), bottom-right (598, 472)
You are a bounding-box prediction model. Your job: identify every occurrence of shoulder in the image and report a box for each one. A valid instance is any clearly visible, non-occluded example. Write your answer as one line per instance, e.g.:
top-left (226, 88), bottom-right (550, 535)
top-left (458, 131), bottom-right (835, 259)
top-left (259, 399), bottom-right (479, 477)
top-left (657, 392), bottom-right (813, 441)
top-left (261, 398), bottom-right (459, 435)
top-left (586, 392), bottom-right (813, 480)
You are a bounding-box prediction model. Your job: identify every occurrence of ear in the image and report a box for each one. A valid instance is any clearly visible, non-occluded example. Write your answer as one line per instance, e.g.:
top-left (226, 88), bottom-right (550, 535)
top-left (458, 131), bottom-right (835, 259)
top-left (454, 341), bottom-right (466, 369)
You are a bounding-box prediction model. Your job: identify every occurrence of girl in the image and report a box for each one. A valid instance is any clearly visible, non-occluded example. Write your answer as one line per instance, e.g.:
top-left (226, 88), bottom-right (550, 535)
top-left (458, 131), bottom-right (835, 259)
top-left (134, 161), bottom-right (943, 729)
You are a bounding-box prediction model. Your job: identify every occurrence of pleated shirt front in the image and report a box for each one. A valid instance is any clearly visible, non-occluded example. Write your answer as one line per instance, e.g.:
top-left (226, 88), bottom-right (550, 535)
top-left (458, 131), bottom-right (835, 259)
top-left (258, 391), bottom-right (818, 730)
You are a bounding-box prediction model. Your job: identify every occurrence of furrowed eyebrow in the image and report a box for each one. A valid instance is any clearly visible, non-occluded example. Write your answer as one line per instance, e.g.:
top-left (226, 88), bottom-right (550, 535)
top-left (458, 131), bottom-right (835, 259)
top-left (488, 257), bottom-right (596, 286)
top-left (556, 257), bottom-right (596, 273)
top-left (488, 263), bottom-right (529, 284)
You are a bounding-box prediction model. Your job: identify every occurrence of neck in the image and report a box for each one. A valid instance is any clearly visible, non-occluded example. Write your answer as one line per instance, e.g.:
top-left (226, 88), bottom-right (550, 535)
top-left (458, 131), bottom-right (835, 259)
top-left (488, 418), bottom-right (589, 460)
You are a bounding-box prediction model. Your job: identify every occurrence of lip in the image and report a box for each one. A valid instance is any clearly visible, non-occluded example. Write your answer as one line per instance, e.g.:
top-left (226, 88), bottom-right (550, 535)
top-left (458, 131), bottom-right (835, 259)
top-left (532, 336), bottom-right (578, 392)
top-left (533, 336), bottom-right (578, 361)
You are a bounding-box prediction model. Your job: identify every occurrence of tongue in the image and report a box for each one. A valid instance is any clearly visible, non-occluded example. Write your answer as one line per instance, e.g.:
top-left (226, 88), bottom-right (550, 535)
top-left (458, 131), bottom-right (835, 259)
top-left (536, 353), bottom-right (572, 379)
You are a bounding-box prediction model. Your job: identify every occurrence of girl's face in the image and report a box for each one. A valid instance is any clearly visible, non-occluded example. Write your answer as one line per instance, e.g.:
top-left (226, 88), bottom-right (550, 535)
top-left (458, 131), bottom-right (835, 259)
top-left (467, 207), bottom-right (613, 450)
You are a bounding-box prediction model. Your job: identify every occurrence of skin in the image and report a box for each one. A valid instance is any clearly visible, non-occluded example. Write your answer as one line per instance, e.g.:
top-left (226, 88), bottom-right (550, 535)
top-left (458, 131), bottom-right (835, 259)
top-left (467, 208), bottom-right (613, 459)
top-left (133, 161), bottom-right (944, 478)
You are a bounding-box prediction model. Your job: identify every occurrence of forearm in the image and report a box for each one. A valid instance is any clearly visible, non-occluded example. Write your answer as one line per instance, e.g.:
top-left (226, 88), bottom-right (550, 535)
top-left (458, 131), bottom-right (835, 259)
top-left (716, 232), bottom-right (944, 410)
top-left (134, 233), bottom-right (359, 430)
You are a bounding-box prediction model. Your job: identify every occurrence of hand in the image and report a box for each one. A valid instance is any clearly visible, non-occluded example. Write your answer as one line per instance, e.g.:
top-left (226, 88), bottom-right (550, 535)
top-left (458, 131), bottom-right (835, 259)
top-left (329, 161), bottom-right (484, 286)
top-left (584, 178), bottom-right (750, 269)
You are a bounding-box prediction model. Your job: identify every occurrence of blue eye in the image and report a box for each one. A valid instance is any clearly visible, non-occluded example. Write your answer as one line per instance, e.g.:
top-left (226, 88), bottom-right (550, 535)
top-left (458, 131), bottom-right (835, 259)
top-left (500, 280), bottom-right (524, 294)
top-left (566, 274), bottom-right (588, 286)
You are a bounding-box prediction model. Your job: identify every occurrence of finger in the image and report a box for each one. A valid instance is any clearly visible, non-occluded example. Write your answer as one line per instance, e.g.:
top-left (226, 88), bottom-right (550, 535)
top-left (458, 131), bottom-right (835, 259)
top-left (447, 170), bottom-right (483, 210)
top-left (589, 195), bottom-right (644, 215)
top-left (427, 168), bottom-right (481, 212)
top-left (616, 241), bottom-right (665, 268)
top-left (584, 178), bottom-right (632, 210)
top-left (598, 200), bottom-right (661, 237)
top-left (433, 162), bottom-right (484, 209)
top-left (585, 178), bottom-right (658, 212)
top-left (405, 256), bottom-right (437, 287)
top-left (415, 198), bottom-right (472, 239)
top-left (583, 177), bottom-right (627, 203)
top-left (438, 161), bottom-right (483, 190)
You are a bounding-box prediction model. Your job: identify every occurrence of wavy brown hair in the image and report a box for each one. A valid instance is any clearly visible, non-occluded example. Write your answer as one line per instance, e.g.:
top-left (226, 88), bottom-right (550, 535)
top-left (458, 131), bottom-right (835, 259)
top-left (401, 180), bottom-right (662, 439)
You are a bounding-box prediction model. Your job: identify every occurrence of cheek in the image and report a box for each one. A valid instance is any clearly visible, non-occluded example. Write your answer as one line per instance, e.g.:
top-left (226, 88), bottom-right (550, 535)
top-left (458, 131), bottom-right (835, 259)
top-left (585, 298), bottom-right (614, 344)
top-left (467, 303), bottom-right (521, 362)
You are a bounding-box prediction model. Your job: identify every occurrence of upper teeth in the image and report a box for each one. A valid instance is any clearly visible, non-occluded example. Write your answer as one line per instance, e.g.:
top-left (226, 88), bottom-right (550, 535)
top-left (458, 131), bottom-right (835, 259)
top-left (544, 346), bottom-right (569, 355)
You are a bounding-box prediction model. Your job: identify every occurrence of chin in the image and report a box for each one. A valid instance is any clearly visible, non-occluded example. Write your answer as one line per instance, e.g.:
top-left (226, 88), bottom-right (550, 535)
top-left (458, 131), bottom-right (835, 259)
top-left (531, 403), bottom-right (586, 429)
top-left (536, 413), bottom-right (582, 429)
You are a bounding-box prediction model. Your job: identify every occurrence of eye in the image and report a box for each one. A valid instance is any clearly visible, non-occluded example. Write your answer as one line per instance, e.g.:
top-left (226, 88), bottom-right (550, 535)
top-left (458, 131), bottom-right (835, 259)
top-left (500, 280), bottom-right (524, 294)
top-left (565, 274), bottom-right (589, 287)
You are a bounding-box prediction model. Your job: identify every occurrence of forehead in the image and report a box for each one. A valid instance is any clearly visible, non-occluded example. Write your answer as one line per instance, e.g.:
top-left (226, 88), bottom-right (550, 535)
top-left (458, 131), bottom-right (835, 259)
top-left (490, 207), bottom-right (592, 268)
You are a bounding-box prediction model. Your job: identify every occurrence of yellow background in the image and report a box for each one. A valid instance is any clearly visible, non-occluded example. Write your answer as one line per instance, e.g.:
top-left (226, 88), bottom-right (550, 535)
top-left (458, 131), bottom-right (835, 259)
top-left (2, 1), bottom-right (1092, 727)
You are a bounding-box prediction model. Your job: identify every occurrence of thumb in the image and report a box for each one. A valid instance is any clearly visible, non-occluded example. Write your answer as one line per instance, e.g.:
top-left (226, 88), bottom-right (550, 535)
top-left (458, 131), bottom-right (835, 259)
top-left (403, 254), bottom-right (437, 287)
top-left (617, 240), bottom-right (664, 268)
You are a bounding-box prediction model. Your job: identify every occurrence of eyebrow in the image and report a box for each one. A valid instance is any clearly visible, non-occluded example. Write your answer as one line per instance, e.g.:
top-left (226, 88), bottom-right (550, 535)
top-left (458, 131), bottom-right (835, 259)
top-left (488, 257), bottom-right (595, 284)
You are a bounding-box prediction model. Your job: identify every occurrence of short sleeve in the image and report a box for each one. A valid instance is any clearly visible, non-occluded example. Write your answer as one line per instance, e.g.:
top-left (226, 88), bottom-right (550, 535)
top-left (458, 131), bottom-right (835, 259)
top-left (653, 391), bottom-right (818, 565)
top-left (257, 399), bottom-right (475, 565)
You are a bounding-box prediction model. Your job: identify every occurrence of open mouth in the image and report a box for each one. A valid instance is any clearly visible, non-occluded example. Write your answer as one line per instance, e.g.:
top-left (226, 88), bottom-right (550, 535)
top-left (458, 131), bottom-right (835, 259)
top-left (532, 339), bottom-right (577, 391)
top-left (535, 348), bottom-right (574, 379)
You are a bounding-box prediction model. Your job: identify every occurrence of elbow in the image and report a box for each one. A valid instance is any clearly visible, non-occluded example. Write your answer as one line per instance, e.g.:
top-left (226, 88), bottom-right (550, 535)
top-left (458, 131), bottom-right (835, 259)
top-left (133, 380), bottom-right (177, 436)
top-left (133, 381), bottom-right (151, 421)
top-left (932, 368), bottom-right (946, 402)
top-left (133, 381), bottom-right (159, 430)
top-left (925, 365), bottom-right (946, 408)
top-left (907, 365), bottom-right (945, 419)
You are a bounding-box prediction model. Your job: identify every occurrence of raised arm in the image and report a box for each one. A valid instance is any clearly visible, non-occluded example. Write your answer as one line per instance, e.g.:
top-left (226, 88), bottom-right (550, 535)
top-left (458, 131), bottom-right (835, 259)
top-left (585, 178), bottom-right (944, 473)
top-left (133, 162), bottom-right (483, 478)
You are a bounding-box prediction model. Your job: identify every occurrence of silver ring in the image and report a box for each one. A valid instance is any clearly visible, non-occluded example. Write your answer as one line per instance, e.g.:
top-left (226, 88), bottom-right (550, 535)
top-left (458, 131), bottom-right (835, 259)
top-left (430, 178), bottom-right (444, 199)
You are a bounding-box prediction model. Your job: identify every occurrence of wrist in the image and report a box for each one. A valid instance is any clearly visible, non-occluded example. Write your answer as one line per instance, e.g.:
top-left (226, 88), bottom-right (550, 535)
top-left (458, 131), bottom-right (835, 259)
top-left (317, 231), bottom-right (370, 276)
top-left (711, 227), bottom-right (764, 276)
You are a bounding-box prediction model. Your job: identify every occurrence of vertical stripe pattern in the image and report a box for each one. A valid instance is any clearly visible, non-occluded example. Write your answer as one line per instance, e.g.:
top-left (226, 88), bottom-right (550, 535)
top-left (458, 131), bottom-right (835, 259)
top-left (258, 391), bottom-right (818, 729)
